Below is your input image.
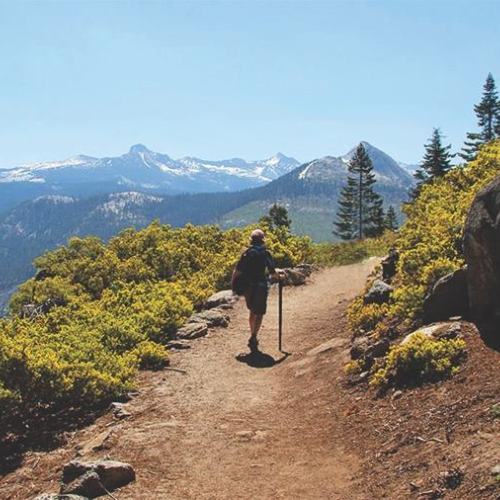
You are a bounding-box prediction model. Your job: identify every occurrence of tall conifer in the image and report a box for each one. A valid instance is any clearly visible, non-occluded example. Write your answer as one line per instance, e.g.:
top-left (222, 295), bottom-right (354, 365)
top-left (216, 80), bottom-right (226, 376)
top-left (460, 73), bottom-right (500, 161)
top-left (334, 143), bottom-right (384, 240)
top-left (411, 128), bottom-right (452, 199)
top-left (384, 205), bottom-right (399, 231)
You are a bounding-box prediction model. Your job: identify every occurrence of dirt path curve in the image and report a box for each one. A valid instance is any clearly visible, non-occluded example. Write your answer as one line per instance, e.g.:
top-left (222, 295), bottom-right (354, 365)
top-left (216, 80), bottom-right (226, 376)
top-left (2, 259), bottom-right (378, 500)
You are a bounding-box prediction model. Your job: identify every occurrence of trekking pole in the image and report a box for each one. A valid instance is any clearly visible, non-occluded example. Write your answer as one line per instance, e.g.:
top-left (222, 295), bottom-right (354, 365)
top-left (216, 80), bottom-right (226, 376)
top-left (278, 279), bottom-right (283, 352)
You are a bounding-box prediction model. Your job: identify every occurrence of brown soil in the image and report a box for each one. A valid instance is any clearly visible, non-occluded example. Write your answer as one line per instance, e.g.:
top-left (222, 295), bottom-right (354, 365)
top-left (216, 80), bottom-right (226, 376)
top-left (2, 259), bottom-right (500, 499)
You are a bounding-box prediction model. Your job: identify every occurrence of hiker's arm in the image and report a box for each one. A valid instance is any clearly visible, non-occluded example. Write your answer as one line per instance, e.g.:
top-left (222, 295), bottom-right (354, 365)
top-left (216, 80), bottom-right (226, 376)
top-left (271, 271), bottom-right (283, 283)
top-left (266, 252), bottom-right (283, 282)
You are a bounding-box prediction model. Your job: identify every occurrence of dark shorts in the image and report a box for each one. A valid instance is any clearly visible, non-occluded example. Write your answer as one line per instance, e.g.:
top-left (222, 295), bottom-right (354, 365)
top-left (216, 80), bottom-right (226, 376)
top-left (244, 285), bottom-right (268, 315)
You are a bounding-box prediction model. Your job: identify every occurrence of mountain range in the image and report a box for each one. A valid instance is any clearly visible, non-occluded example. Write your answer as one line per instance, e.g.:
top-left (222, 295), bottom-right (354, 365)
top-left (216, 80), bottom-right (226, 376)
top-left (0, 141), bottom-right (415, 313)
top-left (0, 146), bottom-right (300, 213)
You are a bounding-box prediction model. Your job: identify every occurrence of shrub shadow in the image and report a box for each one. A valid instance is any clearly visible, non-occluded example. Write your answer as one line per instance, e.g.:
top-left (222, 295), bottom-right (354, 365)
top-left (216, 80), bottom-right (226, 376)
top-left (0, 404), bottom-right (107, 477)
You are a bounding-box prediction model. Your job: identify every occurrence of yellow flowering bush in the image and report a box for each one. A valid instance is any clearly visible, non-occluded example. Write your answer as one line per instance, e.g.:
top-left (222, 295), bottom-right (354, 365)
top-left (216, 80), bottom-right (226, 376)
top-left (391, 140), bottom-right (500, 320)
top-left (348, 296), bottom-right (389, 333)
top-left (370, 333), bottom-right (466, 389)
top-left (0, 222), bottom-right (312, 418)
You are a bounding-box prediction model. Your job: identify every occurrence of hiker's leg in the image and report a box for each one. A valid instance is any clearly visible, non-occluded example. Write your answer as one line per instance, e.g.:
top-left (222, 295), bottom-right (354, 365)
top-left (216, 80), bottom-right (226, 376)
top-left (249, 311), bottom-right (256, 335)
top-left (252, 313), bottom-right (264, 336)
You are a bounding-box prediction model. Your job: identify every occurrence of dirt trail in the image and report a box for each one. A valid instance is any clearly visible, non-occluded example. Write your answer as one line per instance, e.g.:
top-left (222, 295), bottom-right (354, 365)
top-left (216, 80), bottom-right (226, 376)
top-left (2, 259), bottom-right (377, 500)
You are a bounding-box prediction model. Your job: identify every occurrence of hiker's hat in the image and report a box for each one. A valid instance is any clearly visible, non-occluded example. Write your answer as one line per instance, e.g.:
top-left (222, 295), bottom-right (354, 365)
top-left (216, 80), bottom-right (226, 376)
top-left (250, 229), bottom-right (265, 243)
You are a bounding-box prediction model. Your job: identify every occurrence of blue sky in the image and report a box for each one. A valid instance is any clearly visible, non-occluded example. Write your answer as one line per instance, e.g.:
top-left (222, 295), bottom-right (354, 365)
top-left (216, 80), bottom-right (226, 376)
top-left (0, 0), bottom-right (499, 167)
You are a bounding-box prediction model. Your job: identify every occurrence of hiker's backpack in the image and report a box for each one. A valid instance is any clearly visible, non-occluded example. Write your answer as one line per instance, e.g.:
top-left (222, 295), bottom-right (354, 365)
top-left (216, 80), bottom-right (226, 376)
top-left (232, 272), bottom-right (249, 296)
top-left (231, 246), bottom-right (268, 296)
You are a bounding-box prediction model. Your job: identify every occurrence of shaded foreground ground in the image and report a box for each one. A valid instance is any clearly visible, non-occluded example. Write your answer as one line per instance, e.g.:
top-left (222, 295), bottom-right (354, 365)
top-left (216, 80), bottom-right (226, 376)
top-left (3, 259), bottom-right (500, 499)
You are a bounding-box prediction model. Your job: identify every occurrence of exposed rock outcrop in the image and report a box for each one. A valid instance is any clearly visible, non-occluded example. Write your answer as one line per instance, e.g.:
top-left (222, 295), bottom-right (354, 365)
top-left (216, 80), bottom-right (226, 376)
top-left (176, 322), bottom-right (209, 340)
top-left (364, 279), bottom-right (393, 305)
top-left (205, 290), bottom-right (237, 309)
top-left (464, 174), bottom-right (500, 324)
top-left (61, 459), bottom-right (135, 498)
top-left (422, 267), bottom-right (469, 323)
top-left (280, 268), bottom-right (308, 286)
top-left (189, 309), bottom-right (230, 328)
top-left (401, 322), bottom-right (462, 346)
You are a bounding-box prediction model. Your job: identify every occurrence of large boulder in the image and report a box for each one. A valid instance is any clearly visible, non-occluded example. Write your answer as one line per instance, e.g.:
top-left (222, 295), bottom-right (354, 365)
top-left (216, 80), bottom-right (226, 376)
top-left (464, 174), bottom-right (500, 324)
top-left (205, 290), bottom-right (237, 310)
top-left (61, 459), bottom-right (135, 497)
top-left (422, 267), bottom-right (469, 323)
top-left (188, 309), bottom-right (230, 328)
top-left (281, 268), bottom-right (307, 286)
top-left (364, 279), bottom-right (393, 305)
top-left (401, 322), bottom-right (461, 346)
top-left (176, 322), bottom-right (209, 340)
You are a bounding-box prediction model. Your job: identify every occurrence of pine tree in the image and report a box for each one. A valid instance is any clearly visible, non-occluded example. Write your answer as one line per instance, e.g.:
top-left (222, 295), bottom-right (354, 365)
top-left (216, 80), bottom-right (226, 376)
top-left (384, 205), bottom-right (399, 231)
top-left (363, 189), bottom-right (385, 238)
top-left (259, 203), bottom-right (291, 231)
top-left (460, 73), bottom-right (500, 161)
top-left (411, 128), bottom-right (452, 199)
top-left (333, 176), bottom-right (358, 240)
top-left (334, 143), bottom-right (385, 240)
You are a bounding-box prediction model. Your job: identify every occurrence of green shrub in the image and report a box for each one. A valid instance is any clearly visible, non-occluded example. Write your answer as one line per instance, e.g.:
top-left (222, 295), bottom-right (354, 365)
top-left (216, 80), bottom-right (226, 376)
top-left (1, 222), bottom-right (313, 419)
top-left (370, 333), bottom-right (466, 389)
top-left (348, 296), bottom-right (389, 333)
top-left (389, 140), bottom-right (500, 320)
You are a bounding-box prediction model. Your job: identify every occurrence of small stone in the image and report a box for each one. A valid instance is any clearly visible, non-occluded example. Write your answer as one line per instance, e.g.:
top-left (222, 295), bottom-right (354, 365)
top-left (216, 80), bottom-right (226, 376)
top-left (491, 464), bottom-right (500, 476)
top-left (236, 430), bottom-right (254, 439)
top-left (392, 390), bottom-right (403, 401)
top-left (350, 337), bottom-right (368, 360)
top-left (307, 337), bottom-right (345, 356)
top-left (109, 402), bottom-right (131, 420)
top-left (279, 267), bottom-right (307, 286)
top-left (409, 480), bottom-right (423, 491)
top-left (77, 429), bottom-right (112, 454)
top-left (167, 340), bottom-right (192, 350)
top-left (176, 322), bottom-right (209, 340)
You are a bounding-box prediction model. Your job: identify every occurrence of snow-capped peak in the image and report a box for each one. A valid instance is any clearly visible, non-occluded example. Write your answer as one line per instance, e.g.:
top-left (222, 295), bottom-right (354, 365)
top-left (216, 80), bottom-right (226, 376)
top-left (129, 144), bottom-right (151, 154)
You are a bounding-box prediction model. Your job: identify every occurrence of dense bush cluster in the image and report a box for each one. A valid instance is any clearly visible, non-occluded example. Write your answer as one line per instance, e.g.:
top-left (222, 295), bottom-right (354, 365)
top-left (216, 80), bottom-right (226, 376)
top-left (370, 333), bottom-right (466, 389)
top-left (0, 222), bottom-right (312, 418)
top-left (348, 140), bottom-right (500, 336)
top-left (346, 141), bottom-right (500, 390)
top-left (393, 140), bottom-right (500, 321)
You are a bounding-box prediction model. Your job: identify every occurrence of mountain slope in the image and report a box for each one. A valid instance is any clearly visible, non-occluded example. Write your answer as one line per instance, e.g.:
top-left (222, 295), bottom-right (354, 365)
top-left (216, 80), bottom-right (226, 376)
top-left (220, 142), bottom-right (413, 240)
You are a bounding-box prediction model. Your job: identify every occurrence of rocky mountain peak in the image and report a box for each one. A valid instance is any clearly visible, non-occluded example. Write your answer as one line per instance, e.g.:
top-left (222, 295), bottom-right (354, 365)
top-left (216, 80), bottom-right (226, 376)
top-left (129, 144), bottom-right (151, 154)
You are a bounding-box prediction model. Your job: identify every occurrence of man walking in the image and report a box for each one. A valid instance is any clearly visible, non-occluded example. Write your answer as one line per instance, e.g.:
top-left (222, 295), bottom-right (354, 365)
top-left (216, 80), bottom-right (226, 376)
top-left (232, 229), bottom-right (281, 353)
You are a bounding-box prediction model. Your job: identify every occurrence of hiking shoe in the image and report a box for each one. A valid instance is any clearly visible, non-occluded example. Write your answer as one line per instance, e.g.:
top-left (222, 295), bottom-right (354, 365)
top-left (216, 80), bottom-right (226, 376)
top-left (248, 337), bottom-right (259, 353)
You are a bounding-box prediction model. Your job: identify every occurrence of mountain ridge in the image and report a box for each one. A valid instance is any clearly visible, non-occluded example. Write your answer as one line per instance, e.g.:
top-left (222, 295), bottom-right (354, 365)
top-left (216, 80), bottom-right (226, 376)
top-left (0, 141), bottom-right (413, 312)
